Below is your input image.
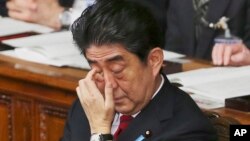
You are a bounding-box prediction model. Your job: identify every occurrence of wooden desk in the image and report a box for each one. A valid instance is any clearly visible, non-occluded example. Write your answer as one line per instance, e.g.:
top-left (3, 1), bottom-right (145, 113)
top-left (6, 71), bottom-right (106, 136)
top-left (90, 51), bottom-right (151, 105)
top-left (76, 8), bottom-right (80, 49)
top-left (0, 54), bottom-right (249, 141)
top-left (0, 54), bottom-right (87, 141)
top-left (181, 59), bottom-right (250, 125)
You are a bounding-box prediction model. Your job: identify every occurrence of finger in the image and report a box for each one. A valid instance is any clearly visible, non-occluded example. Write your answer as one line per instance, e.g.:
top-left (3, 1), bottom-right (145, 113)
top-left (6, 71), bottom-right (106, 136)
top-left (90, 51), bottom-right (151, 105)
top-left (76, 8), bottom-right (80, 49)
top-left (212, 44), bottom-right (219, 65)
top-left (85, 80), bottom-right (104, 101)
top-left (223, 46), bottom-right (232, 66)
top-left (78, 80), bottom-right (91, 100)
top-left (230, 52), bottom-right (245, 66)
top-left (14, 0), bottom-right (26, 9)
top-left (94, 72), bottom-right (104, 82)
top-left (228, 44), bottom-right (245, 66)
top-left (85, 68), bottom-right (97, 81)
top-left (8, 0), bottom-right (35, 11)
top-left (231, 43), bottom-right (243, 54)
top-left (104, 82), bottom-right (114, 109)
top-left (216, 44), bottom-right (225, 65)
top-left (94, 73), bottom-right (105, 93)
top-left (78, 79), bottom-right (98, 113)
top-left (76, 85), bottom-right (91, 114)
top-left (6, 1), bottom-right (19, 11)
top-left (212, 44), bottom-right (224, 65)
top-left (76, 86), bottom-right (91, 117)
top-left (84, 69), bottom-right (103, 97)
top-left (78, 79), bottom-right (93, 97)
top-left (8, 10), bottom-right (31, 21)
top-left (76, 86), bottom-right (85, 105)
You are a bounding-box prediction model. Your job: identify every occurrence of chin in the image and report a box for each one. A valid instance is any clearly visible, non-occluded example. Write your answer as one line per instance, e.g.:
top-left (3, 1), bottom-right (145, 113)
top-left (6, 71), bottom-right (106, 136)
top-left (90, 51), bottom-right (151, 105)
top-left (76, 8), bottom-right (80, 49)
top-left (115, 105), bottom-right (133, 115)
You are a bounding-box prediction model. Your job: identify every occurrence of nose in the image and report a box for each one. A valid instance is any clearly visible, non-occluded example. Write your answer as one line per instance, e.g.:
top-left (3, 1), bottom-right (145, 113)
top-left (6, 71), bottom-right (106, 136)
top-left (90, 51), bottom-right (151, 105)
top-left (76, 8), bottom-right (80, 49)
top-left (103, 70), bottom-right (118, 89)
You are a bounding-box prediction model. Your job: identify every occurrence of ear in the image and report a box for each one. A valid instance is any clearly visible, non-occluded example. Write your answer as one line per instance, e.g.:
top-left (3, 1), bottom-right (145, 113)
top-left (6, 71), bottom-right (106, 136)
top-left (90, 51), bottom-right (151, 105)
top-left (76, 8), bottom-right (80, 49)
top-left (147, 47), bottom-right (163, 76)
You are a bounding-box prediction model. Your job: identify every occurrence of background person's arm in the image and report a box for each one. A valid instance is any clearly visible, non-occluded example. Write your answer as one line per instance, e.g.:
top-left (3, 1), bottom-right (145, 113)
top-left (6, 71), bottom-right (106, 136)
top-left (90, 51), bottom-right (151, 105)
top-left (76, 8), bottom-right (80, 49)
top-left (212, 43), bottom-right (250, 66)
top-left (6, 0), bottom-right (67, 30)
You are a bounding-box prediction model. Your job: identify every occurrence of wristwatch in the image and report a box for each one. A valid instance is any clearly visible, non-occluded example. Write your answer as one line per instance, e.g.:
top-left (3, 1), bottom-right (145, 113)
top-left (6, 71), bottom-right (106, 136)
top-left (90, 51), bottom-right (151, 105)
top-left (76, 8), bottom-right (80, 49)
top-left (90, 133), bottom-right (113, 141)
top-left (59, 8), bottom-right (72, 29)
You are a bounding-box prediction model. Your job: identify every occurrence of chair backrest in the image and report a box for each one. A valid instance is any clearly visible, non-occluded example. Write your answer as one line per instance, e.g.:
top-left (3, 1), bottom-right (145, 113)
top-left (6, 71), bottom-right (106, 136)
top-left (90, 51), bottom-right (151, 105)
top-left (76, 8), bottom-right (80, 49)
top-left (204, 111), bottom-right (240, 141)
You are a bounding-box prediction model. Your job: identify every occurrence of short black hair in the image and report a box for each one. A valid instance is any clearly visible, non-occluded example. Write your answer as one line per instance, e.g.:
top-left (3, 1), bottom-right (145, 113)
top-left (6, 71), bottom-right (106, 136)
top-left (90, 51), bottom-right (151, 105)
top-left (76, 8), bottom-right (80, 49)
top-left (71, 0), bottom-right (164, 62)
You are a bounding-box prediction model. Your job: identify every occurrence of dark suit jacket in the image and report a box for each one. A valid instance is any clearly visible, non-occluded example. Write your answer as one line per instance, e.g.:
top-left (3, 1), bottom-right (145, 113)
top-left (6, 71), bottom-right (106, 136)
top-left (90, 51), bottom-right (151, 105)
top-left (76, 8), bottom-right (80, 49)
top-left (0, 0), bottom-right (7, 16)
top-left (61, 75), bottom-right (217, 141)
top-left (165, 0), bottom-right (250, 60)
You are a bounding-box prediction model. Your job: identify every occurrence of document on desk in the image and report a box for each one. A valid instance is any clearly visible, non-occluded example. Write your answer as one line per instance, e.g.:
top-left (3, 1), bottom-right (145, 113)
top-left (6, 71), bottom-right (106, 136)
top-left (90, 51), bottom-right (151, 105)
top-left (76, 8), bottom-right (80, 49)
top-left (167, 66), bottom-right (250, 109)
top-left (0, 31), bottom-right (90, 69)
top-left (2, 31), bottom-right (72, 48)
top-left (1, 31), bottom-right (185, 69)
top-left (163, 50), bottom-right (185, 60)
top-left (0, 17), bottom-right (54, 37)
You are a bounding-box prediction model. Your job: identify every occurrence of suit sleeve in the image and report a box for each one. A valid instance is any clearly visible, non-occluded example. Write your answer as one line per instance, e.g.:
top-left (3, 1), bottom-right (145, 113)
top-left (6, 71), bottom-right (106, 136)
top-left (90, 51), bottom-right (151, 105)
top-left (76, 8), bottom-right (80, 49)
top-left (59, 0), bottom-right (75, 8)
top-left (60, 99), bottom-right (78, 141)
top-left (0, 0), bottom-right (7, 16)
top-left (241, 0), bottom-right (250, 49)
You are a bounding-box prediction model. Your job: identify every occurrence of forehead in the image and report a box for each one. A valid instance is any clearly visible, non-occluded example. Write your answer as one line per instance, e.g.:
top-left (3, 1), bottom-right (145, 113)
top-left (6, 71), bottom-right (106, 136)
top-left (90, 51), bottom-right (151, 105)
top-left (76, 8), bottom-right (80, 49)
top-left (85, 44), bottom-right (132, 60)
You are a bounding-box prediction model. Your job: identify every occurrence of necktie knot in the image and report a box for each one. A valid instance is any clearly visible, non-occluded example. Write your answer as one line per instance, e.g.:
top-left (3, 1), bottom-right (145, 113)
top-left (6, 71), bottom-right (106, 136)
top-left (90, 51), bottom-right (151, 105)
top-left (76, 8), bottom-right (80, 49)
top-left (119, 115), bottom-right (133, 129)
top-left (120, 115), bottom-right (133, 122)
top-left (114, 115), bottom-right (133, 140)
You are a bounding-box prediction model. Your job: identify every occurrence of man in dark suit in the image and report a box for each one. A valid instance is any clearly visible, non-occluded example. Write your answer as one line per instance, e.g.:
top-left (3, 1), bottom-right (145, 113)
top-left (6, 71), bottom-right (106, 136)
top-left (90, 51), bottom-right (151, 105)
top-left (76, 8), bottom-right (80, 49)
top-left (61, 0), bottom-right (217, 141)
top-left (165, 0), bottom-right (250, 66)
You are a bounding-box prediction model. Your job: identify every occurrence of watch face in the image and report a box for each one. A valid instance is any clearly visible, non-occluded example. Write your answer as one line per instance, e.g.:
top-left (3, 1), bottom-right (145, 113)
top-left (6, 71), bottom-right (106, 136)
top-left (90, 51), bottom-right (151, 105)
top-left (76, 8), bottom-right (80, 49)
top-left (90, 134), bottom-right (101, 141)
top-left (60, 10), bottom-right (71, 26)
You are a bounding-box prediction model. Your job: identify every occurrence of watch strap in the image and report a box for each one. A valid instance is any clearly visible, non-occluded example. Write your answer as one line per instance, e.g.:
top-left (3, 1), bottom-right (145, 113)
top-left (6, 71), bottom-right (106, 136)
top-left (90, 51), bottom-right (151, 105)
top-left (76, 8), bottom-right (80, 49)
top-left (100, 134), bottom-right (113, 141)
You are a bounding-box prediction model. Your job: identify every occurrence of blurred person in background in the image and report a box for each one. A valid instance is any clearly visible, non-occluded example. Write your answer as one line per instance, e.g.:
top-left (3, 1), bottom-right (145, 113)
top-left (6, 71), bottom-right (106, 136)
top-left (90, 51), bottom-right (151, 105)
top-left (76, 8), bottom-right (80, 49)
top-left (164, 0), bottom-right (250, 66)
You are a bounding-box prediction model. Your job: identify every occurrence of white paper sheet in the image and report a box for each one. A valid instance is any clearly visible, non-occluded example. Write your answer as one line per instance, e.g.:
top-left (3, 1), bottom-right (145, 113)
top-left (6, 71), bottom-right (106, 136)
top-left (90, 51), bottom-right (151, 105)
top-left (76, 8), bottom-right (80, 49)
top-left (2, 31), bottom-right (72, 48)
top-left (167, 66), bottom-right (250, 108)
top-left (0, 31), bottom-right (90, 69)
top-left (1, 29), bottom-right (186, 69)
top-left (0, 50), bottom-right (90, 69)
top-left (0, 17), bottom-right (54, 36)
top-left (163, 50), bottom-right (185, 61)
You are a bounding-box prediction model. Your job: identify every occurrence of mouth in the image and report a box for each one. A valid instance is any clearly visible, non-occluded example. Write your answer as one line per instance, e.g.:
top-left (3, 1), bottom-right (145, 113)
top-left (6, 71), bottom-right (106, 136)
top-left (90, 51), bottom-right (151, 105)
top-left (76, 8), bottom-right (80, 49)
top-left (114, 96), bottom-right (125, 104)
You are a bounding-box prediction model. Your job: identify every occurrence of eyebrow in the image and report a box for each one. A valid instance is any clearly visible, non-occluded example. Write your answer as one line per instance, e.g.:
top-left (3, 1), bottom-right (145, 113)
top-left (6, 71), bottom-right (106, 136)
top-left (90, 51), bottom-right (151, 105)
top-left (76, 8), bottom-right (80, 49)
top-left (87, 55), bottom-right (124, 64)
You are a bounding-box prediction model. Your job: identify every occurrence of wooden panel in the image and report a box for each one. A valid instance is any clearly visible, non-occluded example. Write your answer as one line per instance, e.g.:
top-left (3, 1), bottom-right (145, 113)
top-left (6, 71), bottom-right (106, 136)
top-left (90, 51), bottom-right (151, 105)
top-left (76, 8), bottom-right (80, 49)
top-left (12, 98), bottom-right (33, 141)
top-left (36, 104), bottom-right (68, 141)
top-left (0, 94), bottom-right (12, 141)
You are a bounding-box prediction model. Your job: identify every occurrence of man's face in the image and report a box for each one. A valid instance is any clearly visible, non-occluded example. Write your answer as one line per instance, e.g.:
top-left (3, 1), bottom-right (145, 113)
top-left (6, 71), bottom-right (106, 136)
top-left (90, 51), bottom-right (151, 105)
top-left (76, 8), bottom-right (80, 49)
top-left (85, 44), bottom-right (156, 115)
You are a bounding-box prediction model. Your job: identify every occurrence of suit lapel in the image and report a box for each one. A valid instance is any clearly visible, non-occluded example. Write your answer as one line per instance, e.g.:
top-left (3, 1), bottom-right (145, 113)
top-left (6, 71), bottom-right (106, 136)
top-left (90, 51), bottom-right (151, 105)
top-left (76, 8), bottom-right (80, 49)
top-left (206, 0), bottom-right (230, 23)
top-left (177, 0), bottom-right (196, 55)
top-left (196, 0), bottom-right (230, 58)
top-left (117, 76), bottom-right (174, 141)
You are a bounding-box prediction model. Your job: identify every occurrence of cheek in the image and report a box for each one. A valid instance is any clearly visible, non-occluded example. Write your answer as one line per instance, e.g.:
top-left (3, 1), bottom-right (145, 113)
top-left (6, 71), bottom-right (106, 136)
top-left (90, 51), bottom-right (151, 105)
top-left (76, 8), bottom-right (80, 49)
top-left (115, 70), bottom-right (142, 93)
top-left (117, 80), bottom-right (142, 100)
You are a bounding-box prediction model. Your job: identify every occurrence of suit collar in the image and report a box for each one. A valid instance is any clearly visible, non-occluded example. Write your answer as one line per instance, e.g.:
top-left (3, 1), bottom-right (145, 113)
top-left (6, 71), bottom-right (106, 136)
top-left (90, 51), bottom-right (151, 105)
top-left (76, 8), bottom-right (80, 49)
top-left (150, 74), bottom-right (174, 121)
top-left (117, 75), bottom-right (175, 141)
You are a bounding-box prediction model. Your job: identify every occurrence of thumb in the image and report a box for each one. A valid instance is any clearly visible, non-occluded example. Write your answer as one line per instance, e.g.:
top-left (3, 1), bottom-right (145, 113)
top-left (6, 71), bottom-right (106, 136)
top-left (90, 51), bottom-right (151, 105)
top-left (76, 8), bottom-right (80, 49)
top-left (230, 44), bottom-right (246, 63)
top-left (231, 53), bottom-right (244, 63)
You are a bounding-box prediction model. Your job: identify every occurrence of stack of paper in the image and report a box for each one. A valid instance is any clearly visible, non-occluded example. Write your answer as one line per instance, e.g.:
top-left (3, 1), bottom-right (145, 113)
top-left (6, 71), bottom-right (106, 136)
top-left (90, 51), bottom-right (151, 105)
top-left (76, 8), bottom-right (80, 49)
top-left (1, 31), bottom-right (90, 69)
top-left (167, 66), bottom-right (250, 109)
top-left (0, 17), bottom-right (54, 37)
top-left (1, 30), bottom-right (185, 69)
